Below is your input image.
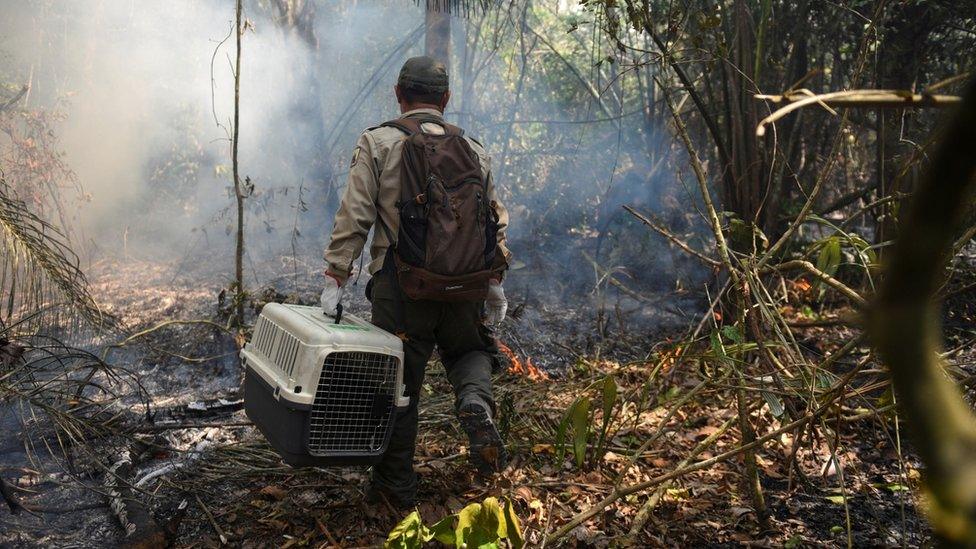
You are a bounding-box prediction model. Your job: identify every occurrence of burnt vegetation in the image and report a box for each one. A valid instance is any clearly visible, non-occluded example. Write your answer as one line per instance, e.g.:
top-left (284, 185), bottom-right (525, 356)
top-left (1, 0), bottom-right (976, 547)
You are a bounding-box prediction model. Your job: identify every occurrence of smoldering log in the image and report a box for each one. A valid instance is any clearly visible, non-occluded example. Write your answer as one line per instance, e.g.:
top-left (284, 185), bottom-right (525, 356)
top-left (1, 476), bottom-right (26, 515)
top-left (104, 452), bottom-right (166, 548)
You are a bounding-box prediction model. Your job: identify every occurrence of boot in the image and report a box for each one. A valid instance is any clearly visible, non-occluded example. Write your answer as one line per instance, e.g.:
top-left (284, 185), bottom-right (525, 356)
top-left (458, 403), bottom-right (508, 475)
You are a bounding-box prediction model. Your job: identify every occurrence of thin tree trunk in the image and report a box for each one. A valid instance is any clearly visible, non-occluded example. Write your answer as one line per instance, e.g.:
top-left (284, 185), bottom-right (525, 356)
top-left (425, 8), bottom-right (451, 64)
top-left (232, 0), bottom-right (245, 327)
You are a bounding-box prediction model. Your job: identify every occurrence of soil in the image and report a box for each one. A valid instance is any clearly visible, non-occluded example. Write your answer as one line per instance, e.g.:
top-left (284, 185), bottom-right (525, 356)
top-left (0, 247), bottom-right (939, 547)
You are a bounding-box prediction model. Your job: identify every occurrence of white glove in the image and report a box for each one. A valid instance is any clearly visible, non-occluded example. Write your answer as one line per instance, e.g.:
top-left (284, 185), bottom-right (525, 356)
top-left (485, 279), bottom-right (507, 325)
top-left (320, 273), bottom-right (344, 317)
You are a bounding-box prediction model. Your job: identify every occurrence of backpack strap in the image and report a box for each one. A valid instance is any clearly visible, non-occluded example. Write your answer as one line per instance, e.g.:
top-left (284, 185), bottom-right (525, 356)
top-left (380, 117), bottom-right (422, 136)
top-left (382, 115), bottom-right (464, 137)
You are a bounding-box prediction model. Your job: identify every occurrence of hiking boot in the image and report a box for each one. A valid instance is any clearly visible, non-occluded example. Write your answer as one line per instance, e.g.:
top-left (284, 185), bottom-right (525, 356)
top-left (365, 483), bottom-right (416, 511)
top-left (458, 403), bottom-right (508, 475)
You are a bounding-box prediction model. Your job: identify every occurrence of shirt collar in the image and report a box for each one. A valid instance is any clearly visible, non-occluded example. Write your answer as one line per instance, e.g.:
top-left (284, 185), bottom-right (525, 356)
top-left (401, 107), bottom-right (445, 119)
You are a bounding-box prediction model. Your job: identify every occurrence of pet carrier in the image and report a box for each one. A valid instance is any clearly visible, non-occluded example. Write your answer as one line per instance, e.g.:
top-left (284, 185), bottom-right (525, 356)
top-left (241, 304), bottom-right (408, 466)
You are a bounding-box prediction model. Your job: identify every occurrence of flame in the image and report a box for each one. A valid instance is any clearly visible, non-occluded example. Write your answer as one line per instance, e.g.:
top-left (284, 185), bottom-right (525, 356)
top-left (498, 341), bottom-right (549, 381)
top-left (659, 344), bottom-right (683, 373)
top-left (791, 277), bottom-right (813, 293)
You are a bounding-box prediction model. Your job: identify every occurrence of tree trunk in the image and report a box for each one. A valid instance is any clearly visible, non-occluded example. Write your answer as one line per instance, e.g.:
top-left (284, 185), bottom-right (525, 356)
top-left (875, 2), bottom-right (935, 244)
top-left (425, 9), bottom-right (451, 65)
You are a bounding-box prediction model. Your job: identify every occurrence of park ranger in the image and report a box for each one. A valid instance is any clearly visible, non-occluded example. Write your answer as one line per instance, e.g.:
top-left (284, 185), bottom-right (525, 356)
top-left (320, 56), bottom-right (512, 509)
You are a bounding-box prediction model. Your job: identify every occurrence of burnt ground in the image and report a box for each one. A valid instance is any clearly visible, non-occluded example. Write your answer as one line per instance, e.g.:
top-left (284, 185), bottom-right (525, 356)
top-left (0, 246), bottom-right (946, 548)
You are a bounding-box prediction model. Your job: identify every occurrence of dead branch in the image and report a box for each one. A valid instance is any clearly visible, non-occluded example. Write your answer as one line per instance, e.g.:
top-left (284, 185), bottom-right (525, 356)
top-left (757, 89), bottom-right (961, 136)
top-left (622, 205), bottom-right (721, 267)
top-left (626, 417), bottom-right (735, 539)
top-left (549, 410), bottom-right (817, 541)
top-left (105, 453), bottom-right (167, 548)
top-left (768, 260), bottom-right (868, 307)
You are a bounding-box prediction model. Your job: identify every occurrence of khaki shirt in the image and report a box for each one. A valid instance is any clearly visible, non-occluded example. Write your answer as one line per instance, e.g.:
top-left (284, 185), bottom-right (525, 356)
top-left (323, 108), bottom-right (511, 283)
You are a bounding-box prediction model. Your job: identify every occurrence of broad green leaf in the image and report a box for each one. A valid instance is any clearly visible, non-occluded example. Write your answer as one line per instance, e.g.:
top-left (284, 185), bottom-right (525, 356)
top-left (456, 500), bottom-right (503, 548)
top-left (571, 398), bottom-right (591, 469)
top-left (427, 516), bottom-right (456, 545)
top-left (825, 494), bottom-right (847, 505)
top-left (481, 497), bottom-right (505, 538)
top-left (503, 498), bottom-right (525, 549)
top-left (385, 511), bottom-right (427, 549)
top-left (816, 236), bottom-right (842, 281)
top-left (456, 503), bottom-right (483, 547)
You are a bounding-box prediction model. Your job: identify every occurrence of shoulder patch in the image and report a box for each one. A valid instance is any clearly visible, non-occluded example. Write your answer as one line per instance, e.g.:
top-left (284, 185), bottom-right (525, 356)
top-left (350, 146), bottom-right (361, 167)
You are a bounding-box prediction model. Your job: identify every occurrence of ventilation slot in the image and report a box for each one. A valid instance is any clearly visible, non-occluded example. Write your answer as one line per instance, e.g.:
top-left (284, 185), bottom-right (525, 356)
top-left (252, 317), bottom-right (300, 377)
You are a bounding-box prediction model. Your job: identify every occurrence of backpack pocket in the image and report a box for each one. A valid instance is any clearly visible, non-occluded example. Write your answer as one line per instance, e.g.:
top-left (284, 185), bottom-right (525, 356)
top-left (397, 200), bottom-right (427, 266)
top-left (483, 199), bottom-right (499, 268)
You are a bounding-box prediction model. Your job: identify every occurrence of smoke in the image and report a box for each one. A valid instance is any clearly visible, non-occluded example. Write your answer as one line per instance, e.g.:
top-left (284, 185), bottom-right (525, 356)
top-left (0, 0), bottom-right (709, 315)
top-left (0, 1), bottom-right (417, 255)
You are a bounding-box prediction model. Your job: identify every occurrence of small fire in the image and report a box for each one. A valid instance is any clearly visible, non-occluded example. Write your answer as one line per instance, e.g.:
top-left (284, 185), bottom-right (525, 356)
top-left (498, 341), bottom-right (549, 381)
top-left (791, 277), bottom-right (813, 293)
top-left (659, 344), bottom-right (683, 373)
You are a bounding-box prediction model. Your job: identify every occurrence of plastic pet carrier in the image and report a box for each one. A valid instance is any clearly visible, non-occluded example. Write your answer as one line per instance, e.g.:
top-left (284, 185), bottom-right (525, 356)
top-left (241, 304), bottom-right (408, 466)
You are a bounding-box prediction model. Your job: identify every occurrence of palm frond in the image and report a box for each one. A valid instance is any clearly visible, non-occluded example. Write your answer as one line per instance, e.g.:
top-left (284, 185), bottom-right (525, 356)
top-left (0, 171), bottom-right (115, 335)
top-left (418, 0), bottom-right (492, 17)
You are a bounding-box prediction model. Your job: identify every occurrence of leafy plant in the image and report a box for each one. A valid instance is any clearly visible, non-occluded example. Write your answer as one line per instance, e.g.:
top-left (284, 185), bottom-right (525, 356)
top-left (384, 497), bottom-right (524, 549)
top-left (555, 397), bottom-right (591, 470)
top-left (555, 374), bottom-right (621, 470)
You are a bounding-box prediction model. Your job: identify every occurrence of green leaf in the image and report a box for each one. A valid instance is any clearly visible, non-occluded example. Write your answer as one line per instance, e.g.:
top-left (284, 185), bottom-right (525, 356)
top-left (385, 511), bottom-right (427, 549)
top-left (456, 499), bottom-right (505, 548)
top-left (503, 498), bottom-right (525, 549)
top-left (571, 398), bottom-right (591, 469)
top-left (784, 535), bottom-right (804, 548)
top-left (720, 324), bottom-right (744, 345)
top-left (456, 502), bottom-right (483, 547)
top-left (825, 494), bottom-right (847, 505)
top-left (602, 375), bottom-right (618, 420)
top-left (482, 497), bottom-right (505, 538)
top-left (709, 330), bottom-right (726, 360)
top-left (427, 516), bottom-right (456, 545)
top-left (816, 236), bottom-right (842, 283)
top-left (555, 401), bottom-right (574, 465)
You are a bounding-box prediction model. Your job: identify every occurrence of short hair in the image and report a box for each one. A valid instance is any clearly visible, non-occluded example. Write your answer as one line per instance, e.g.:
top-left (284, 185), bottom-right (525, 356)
top-left (399, 85), bottom-right (448, 105)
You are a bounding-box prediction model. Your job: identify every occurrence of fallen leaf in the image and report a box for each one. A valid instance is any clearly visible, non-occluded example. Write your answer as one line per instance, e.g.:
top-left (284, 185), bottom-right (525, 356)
top-left (259, 485), bottom-right (287, 501)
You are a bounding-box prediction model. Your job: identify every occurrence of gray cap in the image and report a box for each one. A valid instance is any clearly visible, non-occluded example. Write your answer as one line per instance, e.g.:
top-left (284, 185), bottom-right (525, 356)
top-left (397, 56), bottom-right (449, 94)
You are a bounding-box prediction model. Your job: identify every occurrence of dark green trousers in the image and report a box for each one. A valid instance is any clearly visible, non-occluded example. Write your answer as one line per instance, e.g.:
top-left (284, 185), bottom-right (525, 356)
top-left (367, 272), bottom-right (498, 500)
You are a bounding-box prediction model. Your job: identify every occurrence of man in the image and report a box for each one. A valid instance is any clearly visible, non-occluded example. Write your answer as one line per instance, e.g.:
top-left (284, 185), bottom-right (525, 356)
top-left (320, 56), bottom-right (512, 508)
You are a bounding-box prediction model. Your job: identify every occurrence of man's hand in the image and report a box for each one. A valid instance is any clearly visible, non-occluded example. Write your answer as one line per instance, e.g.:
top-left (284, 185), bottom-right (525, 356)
top-left (321, 272), bottom-right (344, 317)
top-left (485, 279), bottom-right (507, 326)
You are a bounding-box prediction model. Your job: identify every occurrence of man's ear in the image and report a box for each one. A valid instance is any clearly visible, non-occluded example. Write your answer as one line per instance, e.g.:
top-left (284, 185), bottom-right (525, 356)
top-left (440, 90), bottom-right (451, 110)
top-left (394, 85), bottom-right (404, 104)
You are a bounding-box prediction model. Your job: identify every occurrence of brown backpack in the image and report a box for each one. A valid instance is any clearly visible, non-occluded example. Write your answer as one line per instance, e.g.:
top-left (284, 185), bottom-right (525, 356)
top-left (377, 115), bottom-right (504, 302)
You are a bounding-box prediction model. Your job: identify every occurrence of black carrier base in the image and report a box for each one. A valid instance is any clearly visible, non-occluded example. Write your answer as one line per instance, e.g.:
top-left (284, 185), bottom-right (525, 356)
top-left (243, 363), bottom-right (384, 467)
